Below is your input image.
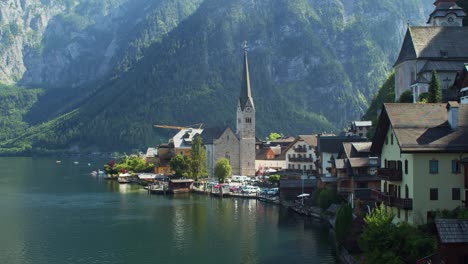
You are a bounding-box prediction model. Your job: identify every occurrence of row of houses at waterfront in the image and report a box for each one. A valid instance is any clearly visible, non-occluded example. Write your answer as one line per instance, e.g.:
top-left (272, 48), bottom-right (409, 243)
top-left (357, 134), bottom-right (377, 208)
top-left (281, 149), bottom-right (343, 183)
top-left (145, 0), bottom-right (468, 228)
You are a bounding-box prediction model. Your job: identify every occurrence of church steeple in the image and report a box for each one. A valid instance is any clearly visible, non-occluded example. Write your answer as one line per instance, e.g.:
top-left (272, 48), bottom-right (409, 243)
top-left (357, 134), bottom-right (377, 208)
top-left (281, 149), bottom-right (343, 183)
top-left (239, 41), bottom-right (254, 110)
top-left (427, 0), bottom-right (466, 26)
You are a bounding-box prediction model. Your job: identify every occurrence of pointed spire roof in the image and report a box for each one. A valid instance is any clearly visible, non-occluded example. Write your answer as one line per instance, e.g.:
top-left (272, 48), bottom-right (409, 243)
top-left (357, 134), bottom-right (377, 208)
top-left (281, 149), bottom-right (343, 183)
top-left (240, 41), bottom-right (254, 110)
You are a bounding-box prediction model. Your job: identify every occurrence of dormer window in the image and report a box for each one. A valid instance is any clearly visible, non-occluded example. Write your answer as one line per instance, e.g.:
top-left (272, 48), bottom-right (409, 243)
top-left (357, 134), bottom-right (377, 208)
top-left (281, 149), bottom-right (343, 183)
top-left (440, 49), bottom-right (448, 58)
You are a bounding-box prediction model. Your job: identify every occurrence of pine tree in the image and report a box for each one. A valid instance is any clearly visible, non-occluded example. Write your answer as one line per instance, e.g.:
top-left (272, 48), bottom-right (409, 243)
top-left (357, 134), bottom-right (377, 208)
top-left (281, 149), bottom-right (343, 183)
top-left (428, 70), bottom-right (441, 103)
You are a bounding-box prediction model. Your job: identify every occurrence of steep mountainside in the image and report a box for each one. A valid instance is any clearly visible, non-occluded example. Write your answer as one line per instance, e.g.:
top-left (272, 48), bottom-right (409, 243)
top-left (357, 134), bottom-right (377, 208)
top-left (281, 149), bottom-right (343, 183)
top-left (0, 0), bottom-right (433, 154)
top-left (0, 0), bottom-right (203, 86)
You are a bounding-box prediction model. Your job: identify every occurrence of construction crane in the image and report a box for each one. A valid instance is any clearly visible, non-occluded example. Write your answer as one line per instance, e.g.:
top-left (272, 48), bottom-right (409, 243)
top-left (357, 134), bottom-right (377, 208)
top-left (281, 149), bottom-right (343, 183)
top-left (154, 123), bottom-right (203, 130)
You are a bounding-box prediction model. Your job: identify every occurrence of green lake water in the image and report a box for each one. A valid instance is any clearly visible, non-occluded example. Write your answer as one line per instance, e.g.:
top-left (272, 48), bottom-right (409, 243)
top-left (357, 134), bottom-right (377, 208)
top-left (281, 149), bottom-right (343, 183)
top-left (0, 157), bottom-right (337, 264)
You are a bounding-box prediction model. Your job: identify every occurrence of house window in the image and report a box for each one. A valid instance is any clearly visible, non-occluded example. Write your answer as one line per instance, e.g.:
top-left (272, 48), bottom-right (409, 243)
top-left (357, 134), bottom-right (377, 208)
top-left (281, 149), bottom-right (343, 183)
top-left (292, 164), bottom-right (295, 169)
top-left (391, 133), bottom-right (394, 145)
top-left (430, 188), bottom-right (438, 200)
top-left (288, 164), bottom-right (291, 169)
top-left (452, 160), bottom-right (460, 173)
top-left (309, 154), bottom-right (312, 159)
top-left (385, 135), bottom-right (388, 145)
top-left (452, 188), bottom-right (460, 200)
top-left (429, 160), bottom-right (438, 174)
top-left (404, 160), bottom-right (408, 175)
top-left (310, 165), bottom-right (313, 170)
top-left (384, 159), bottom-right (387, 168)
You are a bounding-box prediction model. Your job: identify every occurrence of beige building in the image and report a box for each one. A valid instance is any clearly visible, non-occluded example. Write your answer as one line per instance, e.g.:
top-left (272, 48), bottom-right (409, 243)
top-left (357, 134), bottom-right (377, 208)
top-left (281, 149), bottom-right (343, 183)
top-left (371, 102), bottom-right (468, 225)
top-left (284, 135), bottom-right (318, 176)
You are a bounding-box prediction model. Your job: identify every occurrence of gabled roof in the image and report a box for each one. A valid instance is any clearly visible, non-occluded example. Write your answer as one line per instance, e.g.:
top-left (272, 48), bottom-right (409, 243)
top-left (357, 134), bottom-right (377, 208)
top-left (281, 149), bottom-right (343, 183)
top-left (435, 218), bottom-right (468, 243)
top-left (172, 128), bottom-right (204, 149)
top-left (317, 136), bottom-right (367, 154)
top-left (201, 127), bottom-right (229, 144)
top-left (420, 61), bottom-right (466, 73)
top-left (371, 103), bottom-right (468, 154)
top-left (256, 146), bottom-right (286, 160)
top-left (394, 27), bottom-right (468, 66)
top-left (146, 148), bottom-right (158, 157)
top-left (299, 135), bottom-right (318, 148)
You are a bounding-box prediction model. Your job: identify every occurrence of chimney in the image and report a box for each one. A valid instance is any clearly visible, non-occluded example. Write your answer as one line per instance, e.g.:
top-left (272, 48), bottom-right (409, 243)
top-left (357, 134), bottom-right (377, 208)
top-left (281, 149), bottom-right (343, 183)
top-left (447, 101), bottom-right (460, 130)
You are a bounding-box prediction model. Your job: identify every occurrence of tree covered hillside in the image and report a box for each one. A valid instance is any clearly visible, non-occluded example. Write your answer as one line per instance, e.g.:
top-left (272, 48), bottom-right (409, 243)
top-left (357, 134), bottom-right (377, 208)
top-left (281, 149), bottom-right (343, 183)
top-left (0, 0), bottom-right (432, 154)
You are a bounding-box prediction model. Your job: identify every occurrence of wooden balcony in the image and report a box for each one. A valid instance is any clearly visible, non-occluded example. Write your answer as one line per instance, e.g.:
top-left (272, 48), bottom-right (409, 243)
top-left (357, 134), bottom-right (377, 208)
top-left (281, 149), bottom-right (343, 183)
top-left (378, 168), bottom-right (402, 181)
top-left (371, 190), bottom-right (413, 210)
top-left (289, 157), bottom-right (314, 162)
top-left (293, 147), bottom-right (308, 153)
top-left (284, 169), bottom-right (316, 175)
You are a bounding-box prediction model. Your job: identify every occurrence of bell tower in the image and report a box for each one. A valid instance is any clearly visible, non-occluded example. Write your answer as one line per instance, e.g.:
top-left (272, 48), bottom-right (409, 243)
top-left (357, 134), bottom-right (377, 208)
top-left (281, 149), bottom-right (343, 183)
top-left (236, 41), bottom-right (256, 176)
top-left (427, 0), bottom-right (466, 27)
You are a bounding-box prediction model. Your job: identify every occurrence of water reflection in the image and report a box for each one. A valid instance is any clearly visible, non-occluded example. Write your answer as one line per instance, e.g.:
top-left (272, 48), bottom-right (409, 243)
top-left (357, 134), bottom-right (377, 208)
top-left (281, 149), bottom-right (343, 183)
top-left (0, 158), bottom-right (336, 264)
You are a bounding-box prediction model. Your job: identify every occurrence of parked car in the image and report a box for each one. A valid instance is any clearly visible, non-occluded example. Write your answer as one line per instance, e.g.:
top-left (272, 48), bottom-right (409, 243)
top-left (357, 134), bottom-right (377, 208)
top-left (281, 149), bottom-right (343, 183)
top-left (267, 188), bottom-right (279, 196)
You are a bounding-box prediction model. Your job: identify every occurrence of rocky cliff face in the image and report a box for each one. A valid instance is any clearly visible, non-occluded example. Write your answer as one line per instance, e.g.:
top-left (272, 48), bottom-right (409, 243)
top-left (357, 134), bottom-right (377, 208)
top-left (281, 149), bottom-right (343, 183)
top-left (0, 0), bottom-right (203, 87)
top-left (0, 0), bottom-right (434, 153)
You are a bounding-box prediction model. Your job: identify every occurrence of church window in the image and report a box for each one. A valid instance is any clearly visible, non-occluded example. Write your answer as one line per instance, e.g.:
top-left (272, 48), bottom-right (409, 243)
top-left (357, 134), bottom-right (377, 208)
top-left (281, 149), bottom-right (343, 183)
top-left (227, 135), bottom-right (229, 141)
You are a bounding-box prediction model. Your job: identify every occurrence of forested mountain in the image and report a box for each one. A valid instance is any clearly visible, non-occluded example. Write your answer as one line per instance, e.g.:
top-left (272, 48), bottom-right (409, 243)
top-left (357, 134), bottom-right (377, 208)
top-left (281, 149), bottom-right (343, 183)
top-left (0, 0), bottom-right (433, 154)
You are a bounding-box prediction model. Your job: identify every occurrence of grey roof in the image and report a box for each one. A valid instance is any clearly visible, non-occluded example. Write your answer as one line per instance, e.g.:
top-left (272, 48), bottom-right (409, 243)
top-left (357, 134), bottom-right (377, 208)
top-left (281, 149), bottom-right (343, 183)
top-left (317, 136), bottom-right (367, 154)
top-left (435, 218), bottom-right (468, 243)
top-left (201, 127), bottom-right (229, 144)
top-left (428, 2), bottom-right (466, 23)
top-left (420, 61), bottom-right (466, 73)
top-left (240, 49), bottom-right (254, 110)
top-left (172, 128), bottom-right (204, 149)
top-left (377, 103), bottom-right (468, 153)
top-left (394, 27), bottom-right (468, 66)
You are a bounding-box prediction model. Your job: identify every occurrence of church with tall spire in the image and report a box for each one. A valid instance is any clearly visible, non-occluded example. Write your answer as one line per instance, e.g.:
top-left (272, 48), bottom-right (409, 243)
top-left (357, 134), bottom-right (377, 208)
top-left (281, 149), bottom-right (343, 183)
top-left (202, 42), bottom-right (257, 177)
top-left (236, 42), bottom-right (256, 176)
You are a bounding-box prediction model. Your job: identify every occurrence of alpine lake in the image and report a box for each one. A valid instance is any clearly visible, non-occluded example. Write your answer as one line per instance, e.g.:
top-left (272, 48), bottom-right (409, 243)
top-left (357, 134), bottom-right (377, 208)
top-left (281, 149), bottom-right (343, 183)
top-left (0, 157), bottom-right (337, 264)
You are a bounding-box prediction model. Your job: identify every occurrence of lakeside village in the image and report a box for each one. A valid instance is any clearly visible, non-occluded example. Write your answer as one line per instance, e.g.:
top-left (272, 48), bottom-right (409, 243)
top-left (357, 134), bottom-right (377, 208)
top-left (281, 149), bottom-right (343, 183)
top-left (99, 2), bottom-right (468, 264)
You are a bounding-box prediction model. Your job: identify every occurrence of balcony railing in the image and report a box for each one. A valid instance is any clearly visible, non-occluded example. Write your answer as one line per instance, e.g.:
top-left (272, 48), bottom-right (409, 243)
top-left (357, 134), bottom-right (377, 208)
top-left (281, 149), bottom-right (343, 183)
top-left (371, 189), bottom-right (413, 210)
top-left (378, 168), bottom-right (402, 181)
top-left (289, 157), bottom-right (314, 162)
top-left (284, 169), bottom-right (316, 175)
top-left (293, 147), bottom-right (308, 153)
